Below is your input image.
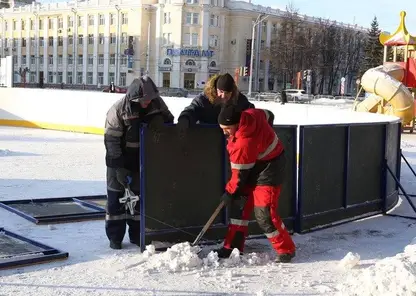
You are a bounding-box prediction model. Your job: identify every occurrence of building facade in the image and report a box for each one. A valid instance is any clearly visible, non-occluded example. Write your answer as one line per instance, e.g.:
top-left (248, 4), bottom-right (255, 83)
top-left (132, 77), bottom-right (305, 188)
top-left (0, 0), bottom-right (365, 91)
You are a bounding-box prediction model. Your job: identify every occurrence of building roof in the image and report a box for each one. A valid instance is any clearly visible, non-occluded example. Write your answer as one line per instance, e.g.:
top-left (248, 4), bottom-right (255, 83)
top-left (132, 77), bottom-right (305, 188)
top-left (379, 11), bottom-right (416, 46)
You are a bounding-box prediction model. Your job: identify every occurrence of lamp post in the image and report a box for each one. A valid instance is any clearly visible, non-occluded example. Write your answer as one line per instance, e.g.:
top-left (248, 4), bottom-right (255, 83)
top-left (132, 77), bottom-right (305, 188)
top-left (115, 5), bottom-right (121, 85)
top-left (71, 8), bottom-right (77, 85)
top-left (248, 13), bottom-right (268, 97)
top-left (0, 14), bottom-right (4, 59)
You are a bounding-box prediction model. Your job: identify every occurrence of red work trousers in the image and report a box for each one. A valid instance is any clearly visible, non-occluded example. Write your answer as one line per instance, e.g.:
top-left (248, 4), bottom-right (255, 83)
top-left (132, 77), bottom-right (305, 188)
top-left (223, 185), bottom-right (295, 255)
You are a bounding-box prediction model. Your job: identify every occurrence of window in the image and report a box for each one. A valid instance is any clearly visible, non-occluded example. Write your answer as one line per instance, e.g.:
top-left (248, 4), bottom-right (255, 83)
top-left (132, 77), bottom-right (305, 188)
top-left (210, 0), bottom-right (218, 5)
top-left (78, 35), bottom-right (83, 45)
top-left (110, 54), bottom-right (115, 65)
top-left (78, 55), bottom-right (83, 65)
top-left (68, 16), bottom-right (73, 27)
top-left (163, 58), bottom-right (171, 65)
top-left (121, 33), bottom-right (127, 44)
top-left (186, 0), bottom-right (198, 3)
top-left (78, 16), bottom-right (83, 27)
top-left (30, 19), bottom-right (34, 30)
top-left (58, 55), bottom-right (63, 65)
top-left (99, 14), bottom-right (105, 25)
top-left (163, 33), bottom-right (171, 45)
top-left (120, 56), bottom-right (127, 66)
top-left (48, 37), bottom-right (54, 46)
top-left (57, 72), bottom-right (63, 83)
top-left (88, 54), bottom-right (94, 65)
top-left (185, 59), bottom-right (196, 66)
top-left (30, 73), bottom-right (35, 83)
top-left (39, 19), bottom-right (43, 30)
top-left (98, 72), bottom-right (104, 85)
top-left (164, 12), bottom-right (171, 24)
top-left (48, 71), bottom-right (53, 83)
top-left (39, 56), bottom-right (44, 65)
top-left (99, 34), bottom-right (104, 44)
top-left (98, 54), bottom-right (104, 65)
top-left (21, 20), bottom-right (25, 30)
top-left (13, 38), bottom-right (17, 47)
top-left (68, 36), bottom-right (73, 45)
top-left (30, 55), bottom-right (35, 65)
top-left (209, 35), bottom-right (218, 47)
top-left (88, 15), bottom-right (94, 26)
top-left (88, 34), bottom-right (94, 45)
top-left (185, 13), bottom-right (199, 25)
top-left (67, 72), bottom-right (73, 84)
top-left (58, 17), bottom-right (63, 29)
top-left (39, 37), bottom-right (44, 47)
top-left (119, 72), bottom-right (126, 86)
top-left (48, 19), bottom-right (54, 29)
top-left (110, 33), bottom-right (116, 44)
top-left (162, 72), bottom-right (170, 88)
top-left (30, 38), bottom-right (35, 47)
top-left (13, 20), bottom-right (16, 30)
top-left (21, 38), bottom-right (26, 47)
top-left (110, 14), bottom-right (115, 25)
top-left (210, 14), bottom-right (219, 26)
top-left (209, 61), bottom-right (217, 67)
top-left (77, 72), bottom-right (83, 84)
top-left (48, 55), bottom-right (53, 65)
top-left (58, 36), bottom-right (63, 46)
top-left (109, 72), bottom-right (115, 83)
top-left (122, 13), bottom-right (128, 25)
top-left (87, 72), bottom-right (93, 84)
top-left (67, 55), bottom-right (73, 65)
top-left (192, 33), bottom-right (198, 45)
top-left (21, 56), bottom-right (26, 65)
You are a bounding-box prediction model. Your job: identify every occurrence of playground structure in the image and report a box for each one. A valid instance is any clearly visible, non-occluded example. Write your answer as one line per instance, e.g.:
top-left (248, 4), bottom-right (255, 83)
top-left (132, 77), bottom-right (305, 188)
top-left (355, 11), bottom-right (416, 130)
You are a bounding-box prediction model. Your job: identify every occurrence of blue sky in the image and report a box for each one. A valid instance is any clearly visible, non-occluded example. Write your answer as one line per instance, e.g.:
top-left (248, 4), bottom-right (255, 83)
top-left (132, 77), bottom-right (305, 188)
top-left (253, 0), bottom-right (416, 33)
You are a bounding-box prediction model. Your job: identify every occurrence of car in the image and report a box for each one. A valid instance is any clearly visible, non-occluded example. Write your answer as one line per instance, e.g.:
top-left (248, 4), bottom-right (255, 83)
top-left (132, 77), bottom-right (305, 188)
top-left (284, 89), bottom-right (311, 103)
top-left (159, 87), bottom-right (189, 98)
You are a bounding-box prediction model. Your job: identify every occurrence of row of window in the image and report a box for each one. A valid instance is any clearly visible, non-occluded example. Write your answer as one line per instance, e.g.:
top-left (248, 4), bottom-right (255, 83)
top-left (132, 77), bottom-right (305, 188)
top-left (1, 13), bottom-right (128, 31)
top-left (29, 71), bottom-right (127, 85)
top-left (163, 12), bottom-right (220, 27)
top-left (161, 33), bottom-right (219, 47)
top-left (1, 33), bottom-right (130, 48)
top-left (13, 54), bottom-right (129, 66)
top-left (162, 58), bottom-right (217, 68)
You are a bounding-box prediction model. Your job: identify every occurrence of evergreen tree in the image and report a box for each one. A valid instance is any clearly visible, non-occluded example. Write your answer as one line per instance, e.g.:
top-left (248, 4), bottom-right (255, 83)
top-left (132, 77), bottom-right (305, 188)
top-left (362, 16), bottom-right (384, 72)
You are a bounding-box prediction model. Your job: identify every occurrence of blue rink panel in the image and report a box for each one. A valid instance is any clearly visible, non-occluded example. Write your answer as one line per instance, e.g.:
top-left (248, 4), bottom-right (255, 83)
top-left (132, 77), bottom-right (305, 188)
top-left (0, 195), bottom-right (106, 224)
top-left (0, 227), bottom-right (69, 269)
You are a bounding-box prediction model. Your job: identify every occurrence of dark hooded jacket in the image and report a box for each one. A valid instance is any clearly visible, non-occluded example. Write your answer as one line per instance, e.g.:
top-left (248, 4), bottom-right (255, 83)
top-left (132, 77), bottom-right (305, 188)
top-left (104, 76), bottom-right (174, 171)
top-left (178, 74), bottom-right (255, 125)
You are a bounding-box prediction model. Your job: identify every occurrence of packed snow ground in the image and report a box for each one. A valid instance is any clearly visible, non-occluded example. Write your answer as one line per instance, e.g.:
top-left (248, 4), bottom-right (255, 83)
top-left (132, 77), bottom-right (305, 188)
top-left (0, 98), bottom-right (415, 296)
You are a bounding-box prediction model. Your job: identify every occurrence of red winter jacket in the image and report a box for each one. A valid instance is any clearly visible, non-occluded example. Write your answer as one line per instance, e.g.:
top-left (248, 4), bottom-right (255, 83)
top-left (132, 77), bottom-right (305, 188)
top-left (225, 108), bottom-right (286, 196)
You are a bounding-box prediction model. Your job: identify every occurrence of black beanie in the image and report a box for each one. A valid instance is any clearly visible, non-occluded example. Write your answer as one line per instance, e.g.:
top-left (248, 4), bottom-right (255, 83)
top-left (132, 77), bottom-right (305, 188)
top-left (216, 73), bottom-right (235, 92)
top-left (218, 104), bottom-right (242, 126)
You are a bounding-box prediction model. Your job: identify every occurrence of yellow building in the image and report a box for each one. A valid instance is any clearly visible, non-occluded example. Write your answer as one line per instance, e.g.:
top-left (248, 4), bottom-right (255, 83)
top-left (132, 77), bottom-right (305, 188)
top-left (0, 0), bottom-right (365, 91)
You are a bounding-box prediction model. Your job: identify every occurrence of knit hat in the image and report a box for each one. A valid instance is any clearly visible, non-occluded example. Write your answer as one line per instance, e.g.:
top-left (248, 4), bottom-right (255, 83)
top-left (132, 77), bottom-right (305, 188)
top-left (218, 104), bottom-right (242, 126)
top-left (216, 73), bottom-right (235, 92)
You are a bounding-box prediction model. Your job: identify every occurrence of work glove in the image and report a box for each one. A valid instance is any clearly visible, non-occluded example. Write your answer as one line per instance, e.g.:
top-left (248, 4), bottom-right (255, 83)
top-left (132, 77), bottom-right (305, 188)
top-left (221, 191), bottom-right (235, 206)
top-left (148, 114), bottom-right (165, 133)
top-left (176, 116), bottom-right (190, 140)
top-left (116, 168), bottom-right (132, 187)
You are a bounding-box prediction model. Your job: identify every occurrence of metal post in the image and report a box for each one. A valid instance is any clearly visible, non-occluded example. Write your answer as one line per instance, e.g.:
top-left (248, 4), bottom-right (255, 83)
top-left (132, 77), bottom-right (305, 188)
top-left (247, 23), bottom-right (256, 97)
top-left (0, 14), bottom-right (4, 60)
top-left (115, 5), bottom-right (121, 85)
top-left (71, 8), bottom-right (77, 85)
top-left (247, 14), bottom-right (268, 97)
top-left (254, 20), bottom-right (262, 92)
top-left (146, 21), bottom-right (150, 75)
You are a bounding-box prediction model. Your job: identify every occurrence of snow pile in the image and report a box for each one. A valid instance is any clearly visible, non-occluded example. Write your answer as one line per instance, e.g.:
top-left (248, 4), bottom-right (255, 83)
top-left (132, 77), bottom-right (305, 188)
top-left (339, 252), bottom-right (361, 269)
top-left (136, 242), bottom-right (272, 274)
top-left (336, 238), bottom-right (416, 296)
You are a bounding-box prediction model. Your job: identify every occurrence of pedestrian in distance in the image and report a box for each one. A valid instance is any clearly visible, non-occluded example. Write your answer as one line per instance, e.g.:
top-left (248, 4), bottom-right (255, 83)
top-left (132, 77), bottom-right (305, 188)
top-left (215, 104), bottom-right (296, 263)
top-left (104, 75), bottom-right (174, 250)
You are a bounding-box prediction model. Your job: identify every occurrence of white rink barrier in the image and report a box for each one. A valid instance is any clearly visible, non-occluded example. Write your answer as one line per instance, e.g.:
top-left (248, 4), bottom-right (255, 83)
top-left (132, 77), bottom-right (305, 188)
top-left (0, 88), bottom-right (125, 135)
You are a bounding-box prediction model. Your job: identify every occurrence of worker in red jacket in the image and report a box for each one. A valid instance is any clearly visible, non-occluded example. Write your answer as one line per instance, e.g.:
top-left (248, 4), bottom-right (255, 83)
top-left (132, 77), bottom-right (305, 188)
top-left (215, 104), bottom-right (296, 263)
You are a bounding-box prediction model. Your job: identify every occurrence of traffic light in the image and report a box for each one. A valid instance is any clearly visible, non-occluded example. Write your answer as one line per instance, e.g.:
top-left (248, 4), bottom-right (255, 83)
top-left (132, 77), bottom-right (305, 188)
top-left (243, 66), bottom-right (249, 76)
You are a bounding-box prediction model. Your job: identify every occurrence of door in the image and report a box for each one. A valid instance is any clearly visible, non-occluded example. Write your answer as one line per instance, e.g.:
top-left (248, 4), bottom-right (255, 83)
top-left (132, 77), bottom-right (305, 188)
top-left (184, 73), bottom-right (195, 89)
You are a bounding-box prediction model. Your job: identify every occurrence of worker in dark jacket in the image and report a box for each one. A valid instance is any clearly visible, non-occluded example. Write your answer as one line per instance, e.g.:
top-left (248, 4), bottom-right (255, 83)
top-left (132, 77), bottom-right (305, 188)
top-left (104, 75), bottom-right (174, 250)
top-left (215, 104), bottom-right (296, 263)
top-left (176, 73), bottom-right (254, 136)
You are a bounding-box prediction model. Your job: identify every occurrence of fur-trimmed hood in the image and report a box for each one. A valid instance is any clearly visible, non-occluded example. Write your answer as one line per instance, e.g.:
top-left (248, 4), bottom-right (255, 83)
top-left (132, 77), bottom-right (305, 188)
top-left (203, 74), bottom-right (240, 105)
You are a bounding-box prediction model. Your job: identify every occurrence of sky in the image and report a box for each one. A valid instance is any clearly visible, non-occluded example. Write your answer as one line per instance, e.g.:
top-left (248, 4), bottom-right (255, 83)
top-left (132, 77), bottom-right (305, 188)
top-left (253, 0), bottom-right (416, 33)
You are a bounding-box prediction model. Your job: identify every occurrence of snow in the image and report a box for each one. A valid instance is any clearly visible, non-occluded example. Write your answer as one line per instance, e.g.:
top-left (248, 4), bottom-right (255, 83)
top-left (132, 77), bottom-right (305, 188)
top-left (0, 99), bottom-right (415, 296)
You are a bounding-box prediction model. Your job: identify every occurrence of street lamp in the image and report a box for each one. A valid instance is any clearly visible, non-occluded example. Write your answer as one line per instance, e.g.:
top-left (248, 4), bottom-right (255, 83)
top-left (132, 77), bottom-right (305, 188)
top-left (115, 5), bottom-right (121, 85)
top-left (248, 13), bottom-right (268, 97)
top-left (71, 8), bottom-right (77, 86)
top-left (0, 14), bottom-right (4, 59)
